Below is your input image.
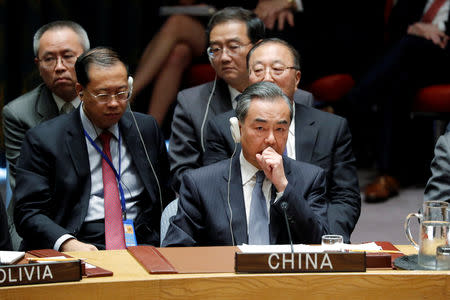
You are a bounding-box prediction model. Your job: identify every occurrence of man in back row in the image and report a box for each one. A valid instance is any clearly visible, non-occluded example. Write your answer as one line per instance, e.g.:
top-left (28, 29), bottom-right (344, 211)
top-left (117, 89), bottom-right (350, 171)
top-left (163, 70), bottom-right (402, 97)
top-left (2, 20), bottom-right (90, 249)
top-left (163, 82), bottom-right (328, 246)
top-left (168, 7), bottom-right (314, 192)
top-left (14, 47), bottom-right (173, 251)
top-left (204, 38), bottom-right (361, 242)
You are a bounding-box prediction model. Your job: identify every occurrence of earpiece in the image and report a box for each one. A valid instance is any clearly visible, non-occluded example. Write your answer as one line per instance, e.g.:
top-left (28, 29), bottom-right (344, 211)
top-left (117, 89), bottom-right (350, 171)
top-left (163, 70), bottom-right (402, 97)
top-left (229, 117), bottom-right (240, 143)
top-left (128, 76), bottom-right (134, 97)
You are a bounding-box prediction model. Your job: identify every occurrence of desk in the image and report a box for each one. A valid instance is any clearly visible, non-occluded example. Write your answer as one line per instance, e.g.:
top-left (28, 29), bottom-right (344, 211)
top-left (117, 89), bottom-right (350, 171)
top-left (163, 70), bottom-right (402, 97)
top-left (0, 246), bottom-right (449, 300)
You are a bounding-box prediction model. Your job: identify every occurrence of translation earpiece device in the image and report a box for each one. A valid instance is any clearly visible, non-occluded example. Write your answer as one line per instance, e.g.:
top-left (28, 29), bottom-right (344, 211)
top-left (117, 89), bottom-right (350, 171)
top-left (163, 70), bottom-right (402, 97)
top-left (128, 76), bottom-right (134, 97)
top-left (229, 117), bottom-right (240, 143)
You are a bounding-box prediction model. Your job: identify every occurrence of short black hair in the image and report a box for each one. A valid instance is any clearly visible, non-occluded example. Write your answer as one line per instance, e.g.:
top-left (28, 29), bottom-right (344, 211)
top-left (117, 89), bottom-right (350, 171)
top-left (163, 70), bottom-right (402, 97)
top-left (247, 38), bottom-right (301, 71)
top-left (75, 47), bottom-right (128, 87)
top-left (206, 7), bottom-right (265, 44)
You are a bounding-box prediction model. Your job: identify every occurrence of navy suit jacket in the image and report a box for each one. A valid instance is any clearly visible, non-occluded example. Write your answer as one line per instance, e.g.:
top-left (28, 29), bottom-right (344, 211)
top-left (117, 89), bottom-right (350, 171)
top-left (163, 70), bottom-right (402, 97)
top-left (203, 102), bottom-right (360, 242)
top-left (14, 108), bottom-right (173, 250)
top-left (162, 154), bottom-right (328, 246)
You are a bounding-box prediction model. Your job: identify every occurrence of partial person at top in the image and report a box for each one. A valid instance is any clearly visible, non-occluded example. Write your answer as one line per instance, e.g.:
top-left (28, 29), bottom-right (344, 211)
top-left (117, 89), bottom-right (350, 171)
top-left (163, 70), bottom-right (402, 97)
top-left (130, 2), bottom-right (207, 125)
top-left (347, 0), bottom-right (450, 202)
top-left (204, 38), bottom-right (360, 242)
top-left (163, 81), bottom-right (328, 246)
top-left (14, 47), bottom-right (173, 251)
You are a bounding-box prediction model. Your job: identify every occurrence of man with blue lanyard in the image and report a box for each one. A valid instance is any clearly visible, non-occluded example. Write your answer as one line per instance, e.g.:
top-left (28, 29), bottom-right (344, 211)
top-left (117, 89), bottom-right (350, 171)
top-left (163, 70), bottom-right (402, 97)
top-left (14, 47), bottom-right (173, 251)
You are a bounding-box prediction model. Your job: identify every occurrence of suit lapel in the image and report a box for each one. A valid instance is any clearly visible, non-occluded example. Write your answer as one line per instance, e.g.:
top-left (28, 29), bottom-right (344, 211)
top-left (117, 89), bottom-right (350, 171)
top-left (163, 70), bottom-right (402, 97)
top-left (36, 84), bottom-right (59, 122)
top-left (222, 154), bottom-right (248, 244)
top-left (295, 104), bottom-right (318, 163)
top-left (119, 113), bottom-right (158, 202)
top-left (65, 109), bottom-right (91, 218)
top-left (269, 158), bottom-right (292, 244)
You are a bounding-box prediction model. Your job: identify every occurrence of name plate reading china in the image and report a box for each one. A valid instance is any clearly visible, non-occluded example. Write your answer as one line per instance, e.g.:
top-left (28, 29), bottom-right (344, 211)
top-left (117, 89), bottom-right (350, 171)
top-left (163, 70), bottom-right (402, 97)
top-left (0, 260), bottom-right (82, 287)
top-left (235, 252), bottom-right (366, 273)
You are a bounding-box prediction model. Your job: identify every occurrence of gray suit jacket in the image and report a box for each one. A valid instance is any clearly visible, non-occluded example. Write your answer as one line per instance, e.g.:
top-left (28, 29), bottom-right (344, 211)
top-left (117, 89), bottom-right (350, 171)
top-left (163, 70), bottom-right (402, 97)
top-left (162, 154), bottom-right (328, 246)
top-left (203, 102), bottom-right (360, 243)
top-left (168, 79), bottom-right (313, 192)
top-left (2, 84), bottom-right (58, 190)
top-left (424, 132), bottom-right (450, 203)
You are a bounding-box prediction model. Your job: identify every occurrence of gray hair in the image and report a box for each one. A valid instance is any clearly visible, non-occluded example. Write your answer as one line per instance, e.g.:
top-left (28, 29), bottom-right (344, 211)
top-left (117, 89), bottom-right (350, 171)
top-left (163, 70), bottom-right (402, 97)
top-left (236, 81), bottom-right (293, 123)
top-left (247, 38), bottom-right (300, 71)
top-left (33, 20), bottom-right (90, 56)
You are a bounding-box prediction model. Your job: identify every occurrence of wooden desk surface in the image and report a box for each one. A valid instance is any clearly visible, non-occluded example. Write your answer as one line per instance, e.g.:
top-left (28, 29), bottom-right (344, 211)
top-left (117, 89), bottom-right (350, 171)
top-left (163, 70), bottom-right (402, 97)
top-left (1, 245), bottom-right (449, 300)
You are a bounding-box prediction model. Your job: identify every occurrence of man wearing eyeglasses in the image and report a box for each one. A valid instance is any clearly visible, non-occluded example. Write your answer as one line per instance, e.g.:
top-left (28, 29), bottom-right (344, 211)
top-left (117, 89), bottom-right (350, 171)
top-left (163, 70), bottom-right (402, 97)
top-left (3, 21), bottom-right (88, 191)
top-left (14, 47), bottom-right (173, 251)
top-left (168, 7), bottom-right (265, 192)
top-left (203, 39), bottom-right (361, 243)
top-left (2, 20), bottom-right (89, 249)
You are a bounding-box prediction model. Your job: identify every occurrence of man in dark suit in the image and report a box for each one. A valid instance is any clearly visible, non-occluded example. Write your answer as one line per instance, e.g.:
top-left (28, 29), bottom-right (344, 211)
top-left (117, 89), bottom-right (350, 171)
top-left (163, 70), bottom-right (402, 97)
top-left (2, 20), bottom-right (90, 250)
top-left (204, 39), bottom-right (360, 243)
top-left (163, 82), bottom-right (328, 247)
top-left (349, 0), bottom-right (450, 201)
top-left (0, 196), bottom-right (12, 250)
top-left (14, 47), bottom-right (173, 251)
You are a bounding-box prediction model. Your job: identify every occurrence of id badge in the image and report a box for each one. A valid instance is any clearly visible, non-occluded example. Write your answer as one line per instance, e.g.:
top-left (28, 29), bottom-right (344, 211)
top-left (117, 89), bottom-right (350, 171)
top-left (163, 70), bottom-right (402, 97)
top-left (123, 219), bottom-right (137, 247)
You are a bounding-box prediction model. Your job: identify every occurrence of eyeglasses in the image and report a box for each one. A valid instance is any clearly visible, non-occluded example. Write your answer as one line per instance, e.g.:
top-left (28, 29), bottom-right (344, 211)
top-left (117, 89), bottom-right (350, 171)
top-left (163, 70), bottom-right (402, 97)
top-left (37, 54), bottom-right (77, 69)
top-left (207, 42), bottom-right (251, 60)
top-left (86, 89), bottom-right (130, 103)
top-left (251, 64), bottom-right (298, 78)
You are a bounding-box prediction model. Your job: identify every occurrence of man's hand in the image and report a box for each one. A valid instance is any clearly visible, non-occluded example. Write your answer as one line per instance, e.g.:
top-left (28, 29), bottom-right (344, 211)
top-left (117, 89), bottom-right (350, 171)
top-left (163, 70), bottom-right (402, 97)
top-left (256, 146), bottom-right (288, 192)
top-left (407, 22), bottom-right (449, 49)
top-left (255, 0), bottom-right (295, 30)
top-left (60, 238), bottom-right (98, 252)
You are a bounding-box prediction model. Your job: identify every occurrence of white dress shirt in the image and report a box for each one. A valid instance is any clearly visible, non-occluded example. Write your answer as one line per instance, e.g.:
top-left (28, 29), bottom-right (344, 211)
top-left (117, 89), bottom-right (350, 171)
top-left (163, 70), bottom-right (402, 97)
top-left (228, 85), bottom-right (241, 110)
top-left (423, 0), bottom-right (450, 31)
top-left (52, 93), bottom-right (81, 113)
top-left (239, 152), bottom-right (283, 232)
top-left (54, 105), bottom-right (144, 250)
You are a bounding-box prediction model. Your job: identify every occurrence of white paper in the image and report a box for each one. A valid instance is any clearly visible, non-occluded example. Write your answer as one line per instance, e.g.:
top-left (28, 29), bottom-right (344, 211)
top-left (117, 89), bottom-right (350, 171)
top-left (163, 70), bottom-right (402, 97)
top-left (0, 251), bottom-right (25, 264)
top-left (238, 242), bottom-right (382, 253)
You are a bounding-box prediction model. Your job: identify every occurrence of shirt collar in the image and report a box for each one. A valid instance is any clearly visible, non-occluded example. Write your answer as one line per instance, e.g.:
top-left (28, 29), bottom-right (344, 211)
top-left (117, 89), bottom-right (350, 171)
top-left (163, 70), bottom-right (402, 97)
top-left (228, 85), bottom-right (241, 106)
top-left (52, 93), bottom-right (81, 112)
top-left (289, 101), bottom-right (296, 135)
top-left (239, 151), bottom-right (260, 185)
top-left (79, 103), bottom-right (119, 140)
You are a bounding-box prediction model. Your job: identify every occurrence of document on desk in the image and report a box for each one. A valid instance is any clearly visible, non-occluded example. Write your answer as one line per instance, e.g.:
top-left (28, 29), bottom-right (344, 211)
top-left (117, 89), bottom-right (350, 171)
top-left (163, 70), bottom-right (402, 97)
top-left (238, 243), bottom-right (383, 253)
top-left (0, 251), bottom-right (25, 264)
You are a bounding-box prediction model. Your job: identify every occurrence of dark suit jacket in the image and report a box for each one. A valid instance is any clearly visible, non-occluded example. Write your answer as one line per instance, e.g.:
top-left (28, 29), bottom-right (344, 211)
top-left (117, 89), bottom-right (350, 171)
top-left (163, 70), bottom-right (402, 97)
top-left (168, 80), bottom-right (314, 192)
top-left (203, 102), bottom-right (360, 242)
top-left (0, 196), bottom-right (12, 250)
top-left (2, 84), bottom-right (58, 190)
top-left (162, 154), bottom-right (328, 246)
top-left (14, 108), bottom-right (173, 250)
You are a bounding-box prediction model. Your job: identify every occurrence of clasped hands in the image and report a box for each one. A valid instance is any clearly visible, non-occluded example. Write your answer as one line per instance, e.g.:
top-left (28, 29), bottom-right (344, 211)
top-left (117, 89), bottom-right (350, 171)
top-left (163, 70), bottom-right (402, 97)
top-left (256, 146), bottom-right (288, 193)
top-left (407, 22), bottom-right (449, 49)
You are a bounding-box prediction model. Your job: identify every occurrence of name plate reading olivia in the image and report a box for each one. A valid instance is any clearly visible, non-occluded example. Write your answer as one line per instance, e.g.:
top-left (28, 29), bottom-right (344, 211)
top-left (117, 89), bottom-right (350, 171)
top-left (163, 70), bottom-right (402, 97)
top-left (235, 252), bottom-right (366, 273)
top-left (0, 260), bottom-right (82, 287)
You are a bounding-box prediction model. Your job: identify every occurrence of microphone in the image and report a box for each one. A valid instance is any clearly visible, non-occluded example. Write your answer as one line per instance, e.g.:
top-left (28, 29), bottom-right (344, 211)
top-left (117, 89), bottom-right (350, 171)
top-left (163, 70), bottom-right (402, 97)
top-left (281, 201), bottom-right (294, 256)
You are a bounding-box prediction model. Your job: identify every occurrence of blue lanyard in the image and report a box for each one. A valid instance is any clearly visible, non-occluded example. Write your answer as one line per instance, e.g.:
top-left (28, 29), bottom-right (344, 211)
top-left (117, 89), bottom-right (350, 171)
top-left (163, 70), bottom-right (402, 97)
top-left (83, 129), bottom-right (127, 219)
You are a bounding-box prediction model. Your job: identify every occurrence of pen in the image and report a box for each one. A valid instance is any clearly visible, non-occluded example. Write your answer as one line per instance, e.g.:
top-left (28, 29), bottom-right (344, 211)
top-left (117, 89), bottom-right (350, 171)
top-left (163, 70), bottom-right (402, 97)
top-left (27, 257), bottom-right (85, 262)
top-left (348, 250), bottom-right (402, 254)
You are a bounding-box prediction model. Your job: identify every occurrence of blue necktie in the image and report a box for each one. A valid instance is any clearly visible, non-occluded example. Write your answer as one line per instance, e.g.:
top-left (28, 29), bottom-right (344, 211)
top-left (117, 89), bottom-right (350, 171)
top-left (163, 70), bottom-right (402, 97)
top-left (248, 171), bottom-right (270, 245)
